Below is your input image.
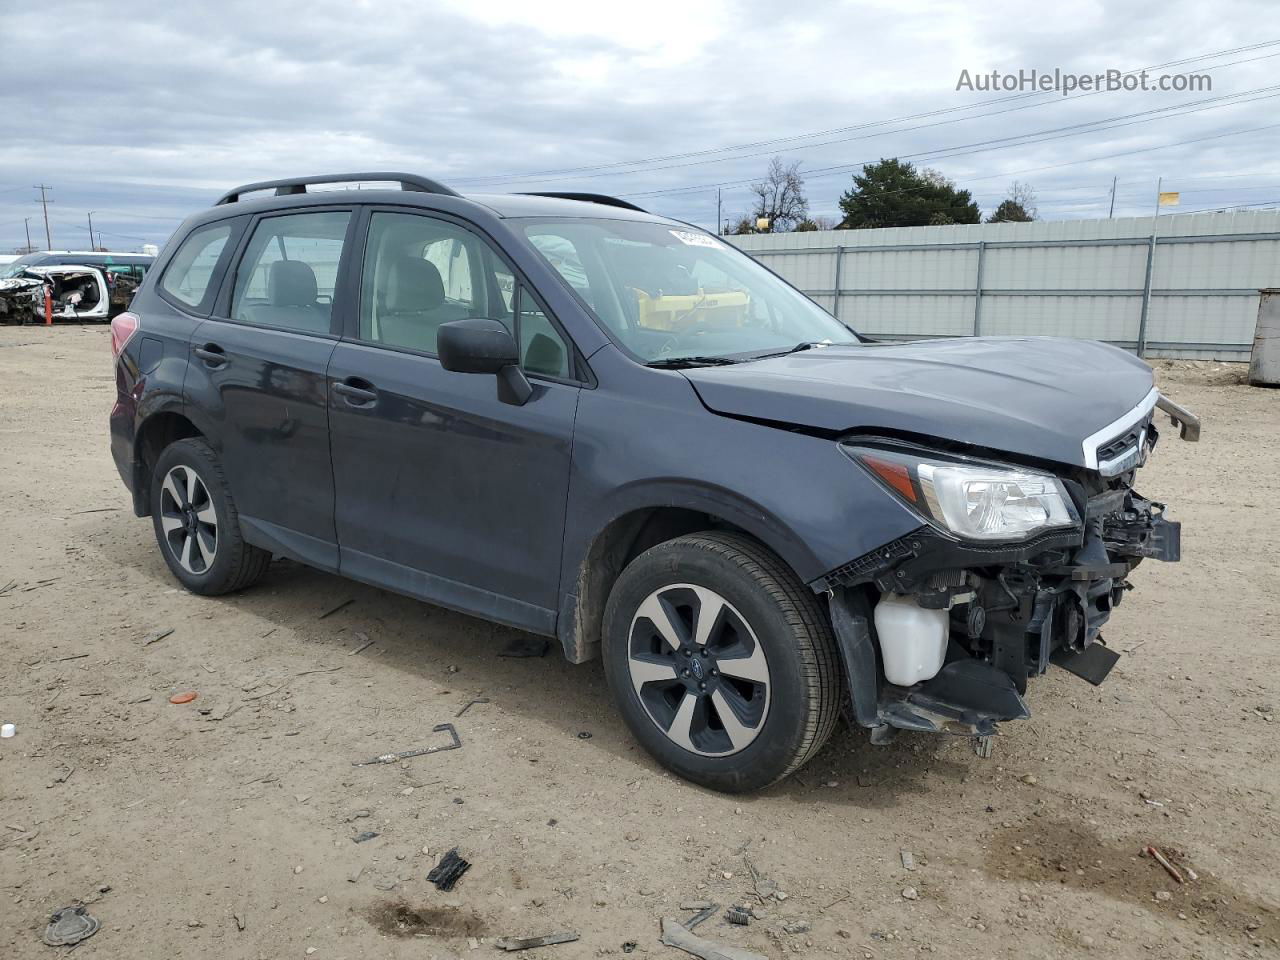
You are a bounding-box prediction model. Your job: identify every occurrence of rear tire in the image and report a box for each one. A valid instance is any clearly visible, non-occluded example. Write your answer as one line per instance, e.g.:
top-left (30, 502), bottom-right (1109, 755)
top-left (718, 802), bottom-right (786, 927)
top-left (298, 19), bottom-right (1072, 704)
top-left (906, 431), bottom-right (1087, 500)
top-left (602, 531), bottom-right (841, 792)
top-left (149, 438), bottom-right (270, 596)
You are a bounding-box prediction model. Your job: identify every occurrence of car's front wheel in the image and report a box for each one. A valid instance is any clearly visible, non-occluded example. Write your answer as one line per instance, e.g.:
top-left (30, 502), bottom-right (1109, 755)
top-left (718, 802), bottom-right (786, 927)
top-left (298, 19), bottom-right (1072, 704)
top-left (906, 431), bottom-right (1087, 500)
top-left (602, 532), bottom-right (841, 792)
top-left (149, 438), bottom-right (270, 595)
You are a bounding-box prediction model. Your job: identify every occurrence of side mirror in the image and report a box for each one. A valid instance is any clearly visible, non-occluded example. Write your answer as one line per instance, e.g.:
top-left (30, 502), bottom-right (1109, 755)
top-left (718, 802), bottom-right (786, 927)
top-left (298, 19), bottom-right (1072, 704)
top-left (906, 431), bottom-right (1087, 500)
top-left (437, 318), bottom-right (518, 374)
top-left (436, 317), bottom-right (532, 406)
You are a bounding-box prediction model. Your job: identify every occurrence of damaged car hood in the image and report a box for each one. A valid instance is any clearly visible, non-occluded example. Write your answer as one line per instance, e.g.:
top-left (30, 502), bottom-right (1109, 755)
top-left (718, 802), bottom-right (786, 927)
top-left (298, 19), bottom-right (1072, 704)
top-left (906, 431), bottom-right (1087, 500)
top-left (681, 336), bottom-right (1155, 468)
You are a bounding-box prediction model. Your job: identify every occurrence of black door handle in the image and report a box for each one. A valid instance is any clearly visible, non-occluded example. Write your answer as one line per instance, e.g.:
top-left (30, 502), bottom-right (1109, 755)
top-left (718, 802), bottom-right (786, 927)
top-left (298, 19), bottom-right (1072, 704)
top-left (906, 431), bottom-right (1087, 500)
top-left (333, 378), bottom-right (378, 406)
top-left (193, 343), bottom-right (227, 367)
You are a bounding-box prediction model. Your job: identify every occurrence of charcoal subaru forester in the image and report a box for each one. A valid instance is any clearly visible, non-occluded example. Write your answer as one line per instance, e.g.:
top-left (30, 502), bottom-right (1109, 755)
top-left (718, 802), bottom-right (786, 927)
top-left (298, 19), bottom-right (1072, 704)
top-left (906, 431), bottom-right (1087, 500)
top-left (110, 172), bottom-right (1200, 792)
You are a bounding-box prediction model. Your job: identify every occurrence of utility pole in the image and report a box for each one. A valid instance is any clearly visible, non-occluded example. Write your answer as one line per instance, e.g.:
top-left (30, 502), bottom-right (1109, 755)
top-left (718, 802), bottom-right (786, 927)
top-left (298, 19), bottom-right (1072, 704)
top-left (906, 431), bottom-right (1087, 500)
top-left (716, 188), bottom-right (722, 236)
top-left (1108, 176), bottom-right (1117, 218)
top-left (23, 217), bottom-right (32, 252)
top-left (87, 211), bottom-right (97, 251)
top-left (33, 184), bottom-right (53, 249)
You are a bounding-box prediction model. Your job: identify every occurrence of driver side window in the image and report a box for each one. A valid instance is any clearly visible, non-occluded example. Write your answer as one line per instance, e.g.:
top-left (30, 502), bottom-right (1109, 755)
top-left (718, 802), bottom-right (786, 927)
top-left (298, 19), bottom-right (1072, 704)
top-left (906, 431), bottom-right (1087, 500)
top-left (361, 212), bottom-right (573, 376)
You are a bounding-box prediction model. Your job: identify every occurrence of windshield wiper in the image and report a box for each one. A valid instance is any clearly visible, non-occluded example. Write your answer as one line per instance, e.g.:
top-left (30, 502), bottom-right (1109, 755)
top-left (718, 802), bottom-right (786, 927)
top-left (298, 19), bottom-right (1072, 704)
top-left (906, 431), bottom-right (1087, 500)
top-left (644, 355), bottom-right (742, 369)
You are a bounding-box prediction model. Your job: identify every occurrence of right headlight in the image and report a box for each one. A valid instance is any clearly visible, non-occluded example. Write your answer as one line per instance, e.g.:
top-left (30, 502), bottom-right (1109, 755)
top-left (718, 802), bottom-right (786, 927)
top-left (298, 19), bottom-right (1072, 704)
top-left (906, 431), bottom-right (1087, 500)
top-left (842, 444), bottom-right (1079, 542)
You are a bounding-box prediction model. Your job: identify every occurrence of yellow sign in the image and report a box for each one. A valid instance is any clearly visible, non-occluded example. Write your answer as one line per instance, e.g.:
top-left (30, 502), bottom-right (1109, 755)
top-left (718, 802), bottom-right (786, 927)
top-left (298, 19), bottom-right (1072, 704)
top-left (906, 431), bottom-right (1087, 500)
top-left (1158, 191), bottom-right (1180, 206)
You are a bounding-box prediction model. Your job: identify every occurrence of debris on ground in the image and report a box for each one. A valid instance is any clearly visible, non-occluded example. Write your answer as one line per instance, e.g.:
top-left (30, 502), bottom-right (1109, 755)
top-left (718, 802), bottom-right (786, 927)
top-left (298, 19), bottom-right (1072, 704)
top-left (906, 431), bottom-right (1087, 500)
top-left (142, 627), bottom-right (174, 646)
top-left (352, 723), bottom-right (461, 766)
top-left (973, 735), bottom-right (996, 758)
top-left (1, 722), bottom-right (14, 738)
top-left (622, 943), bottom-right (637, 954)
top-left (498, 635), bottom-right (550, 658)
top-left (659, 917), bottom-right (766, 960)
top-left (318, 598), bottom-right (354, 619)
top-left (494, 930), bottom-right (580, 951)
top-left (426, 847), bottom-right (471, 891)
top-left (42, 905), bottom-right (100, 946)
top-left (348, 632), bottom-right (374, 656)
top-left (353, 831), bottom-right (380, 844)
top-left (782, 920), bottom-right (811, 934)
top-left (725, 907), bottom-right (750, 925)
top-left (685, 902), bottom-right (718, 930)
top-left (902, 886), bottom-right (919, 900)
top-left (169, 691), bottom-right (198, 704)
top-left (455, 697), bottom-right (491, 718)
top-left (576, 731), bottom-right (592, 740)
top-left (900, 849), bottom-right (915, 870)
top-left (1145, 845), bottom-right (1190, 883)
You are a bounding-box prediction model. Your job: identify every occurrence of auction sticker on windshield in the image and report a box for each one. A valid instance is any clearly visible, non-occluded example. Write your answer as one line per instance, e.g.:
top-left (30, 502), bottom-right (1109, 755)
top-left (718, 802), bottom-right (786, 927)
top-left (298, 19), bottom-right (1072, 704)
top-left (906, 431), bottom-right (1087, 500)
top-left (670, 230), bottom-right (723, 248)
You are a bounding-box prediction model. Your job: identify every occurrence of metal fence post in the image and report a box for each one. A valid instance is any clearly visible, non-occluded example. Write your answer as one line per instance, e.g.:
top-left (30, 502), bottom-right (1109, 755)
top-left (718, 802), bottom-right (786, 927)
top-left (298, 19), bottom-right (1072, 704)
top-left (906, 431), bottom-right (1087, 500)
top-left (832, 245), bottom-right (845, 322)
top-left (973, 240), bottom-right (986, 336)
top-left (1137, 234), bottom-right (1156, 357)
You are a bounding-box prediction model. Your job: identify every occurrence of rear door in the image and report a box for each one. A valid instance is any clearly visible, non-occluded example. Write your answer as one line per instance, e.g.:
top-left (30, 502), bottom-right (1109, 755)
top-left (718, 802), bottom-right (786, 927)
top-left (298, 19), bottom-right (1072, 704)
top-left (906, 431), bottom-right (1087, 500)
top-left (185, 207), bottom-right (357, 571)
top-left (327, 207), bottom-right (581, 633)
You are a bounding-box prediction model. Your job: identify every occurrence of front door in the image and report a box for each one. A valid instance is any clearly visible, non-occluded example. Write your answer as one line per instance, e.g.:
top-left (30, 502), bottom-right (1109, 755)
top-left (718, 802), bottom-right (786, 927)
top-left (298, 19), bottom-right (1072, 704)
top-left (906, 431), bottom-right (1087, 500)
top-left (186, 208), bottom-right (356, 571)
top-left (328, 209), bottom-right (581, 634)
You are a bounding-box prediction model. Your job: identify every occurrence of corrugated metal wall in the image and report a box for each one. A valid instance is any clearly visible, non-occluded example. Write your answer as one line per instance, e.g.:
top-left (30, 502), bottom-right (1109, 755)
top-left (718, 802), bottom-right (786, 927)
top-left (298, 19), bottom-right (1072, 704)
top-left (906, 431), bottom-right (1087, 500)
top-left (727, 210), bottom-right (1280, 359)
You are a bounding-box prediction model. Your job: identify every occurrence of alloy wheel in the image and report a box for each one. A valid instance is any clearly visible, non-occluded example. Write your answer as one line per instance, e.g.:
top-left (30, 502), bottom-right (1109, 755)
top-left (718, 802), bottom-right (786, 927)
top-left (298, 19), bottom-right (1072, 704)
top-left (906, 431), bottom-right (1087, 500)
top-left (159, 465), bottom-right (218, 575)
top-left (627, 583), bottom-right (771, 756)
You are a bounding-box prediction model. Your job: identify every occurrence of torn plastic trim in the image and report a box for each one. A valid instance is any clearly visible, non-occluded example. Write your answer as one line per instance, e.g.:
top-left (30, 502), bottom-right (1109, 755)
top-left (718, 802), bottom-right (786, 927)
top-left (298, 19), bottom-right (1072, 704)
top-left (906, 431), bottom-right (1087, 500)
top-left (828, 586), bottom-right (1030, 736)
top-left (1155, 393), bottom-right (1202, 442)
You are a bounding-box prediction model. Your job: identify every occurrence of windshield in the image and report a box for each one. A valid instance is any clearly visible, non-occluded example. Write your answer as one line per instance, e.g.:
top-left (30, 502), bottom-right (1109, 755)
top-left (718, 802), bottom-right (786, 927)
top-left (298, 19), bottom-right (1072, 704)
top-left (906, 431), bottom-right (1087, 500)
top-left (517, 219), bottom-right (857, 362)
top-left (0, 254), bottom-right (43, 279)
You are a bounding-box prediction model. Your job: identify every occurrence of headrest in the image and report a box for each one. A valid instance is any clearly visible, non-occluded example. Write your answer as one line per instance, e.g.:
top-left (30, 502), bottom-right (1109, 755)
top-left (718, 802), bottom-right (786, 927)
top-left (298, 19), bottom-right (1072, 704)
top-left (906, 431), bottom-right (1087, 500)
top-left (386, 257), bottom-right (445, 312)
top-left (268, 260), bottom-right (318, 307)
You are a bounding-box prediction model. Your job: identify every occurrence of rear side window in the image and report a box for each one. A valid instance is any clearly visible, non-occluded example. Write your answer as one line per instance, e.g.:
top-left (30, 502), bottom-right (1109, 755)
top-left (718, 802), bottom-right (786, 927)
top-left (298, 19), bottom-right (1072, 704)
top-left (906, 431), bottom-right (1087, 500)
top-left (230, 211), bottom-right (351, 334)
top-left (160, 223), bottom-right (233, 310)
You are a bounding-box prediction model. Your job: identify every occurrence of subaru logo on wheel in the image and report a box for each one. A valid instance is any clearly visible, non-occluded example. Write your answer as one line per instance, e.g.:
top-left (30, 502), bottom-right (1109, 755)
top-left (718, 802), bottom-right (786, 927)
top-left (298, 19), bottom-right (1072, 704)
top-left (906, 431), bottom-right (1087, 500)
top-left (691, 657), bottom-right (704, 680)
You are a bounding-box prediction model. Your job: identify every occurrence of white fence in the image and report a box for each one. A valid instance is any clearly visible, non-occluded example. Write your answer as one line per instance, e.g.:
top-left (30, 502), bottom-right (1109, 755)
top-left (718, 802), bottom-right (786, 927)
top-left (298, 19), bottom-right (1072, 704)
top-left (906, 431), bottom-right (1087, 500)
top-left (727, 210), bottom-right (1280, 360)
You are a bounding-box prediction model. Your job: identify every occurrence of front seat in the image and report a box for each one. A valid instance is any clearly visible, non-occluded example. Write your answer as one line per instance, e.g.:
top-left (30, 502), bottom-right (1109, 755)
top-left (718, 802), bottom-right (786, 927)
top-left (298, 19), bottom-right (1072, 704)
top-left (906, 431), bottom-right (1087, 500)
top-left (243, 260), bottom-right (330, 332)
top-left (378, 257), bottom-right (450, 352)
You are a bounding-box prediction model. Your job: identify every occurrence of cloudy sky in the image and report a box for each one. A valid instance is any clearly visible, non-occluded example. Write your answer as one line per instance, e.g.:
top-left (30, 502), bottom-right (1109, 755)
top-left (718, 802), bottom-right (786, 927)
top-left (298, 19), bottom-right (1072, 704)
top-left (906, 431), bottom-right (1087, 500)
top-left (2, 0), bottom-right (1279, 253)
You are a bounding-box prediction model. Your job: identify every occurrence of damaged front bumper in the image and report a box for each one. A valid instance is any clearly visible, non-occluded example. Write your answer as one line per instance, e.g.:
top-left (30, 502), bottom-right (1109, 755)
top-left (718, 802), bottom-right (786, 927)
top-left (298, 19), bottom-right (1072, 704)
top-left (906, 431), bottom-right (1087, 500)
top-left (825, 480), bottom-right (1185, 739)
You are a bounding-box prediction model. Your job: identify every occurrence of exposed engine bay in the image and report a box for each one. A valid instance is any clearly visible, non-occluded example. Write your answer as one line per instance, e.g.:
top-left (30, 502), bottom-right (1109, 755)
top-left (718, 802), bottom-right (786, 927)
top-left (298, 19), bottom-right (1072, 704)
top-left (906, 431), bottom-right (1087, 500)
top-left (0, 265), bottom-right (138, 324)
top-left (823, 397), bottom-right (1200, 739)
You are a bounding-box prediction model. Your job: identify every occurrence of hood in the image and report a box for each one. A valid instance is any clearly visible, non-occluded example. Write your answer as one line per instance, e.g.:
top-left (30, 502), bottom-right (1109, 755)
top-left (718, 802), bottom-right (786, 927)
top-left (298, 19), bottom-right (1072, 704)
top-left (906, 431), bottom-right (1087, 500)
top-left (681, 337), bottom-right (1155, 469)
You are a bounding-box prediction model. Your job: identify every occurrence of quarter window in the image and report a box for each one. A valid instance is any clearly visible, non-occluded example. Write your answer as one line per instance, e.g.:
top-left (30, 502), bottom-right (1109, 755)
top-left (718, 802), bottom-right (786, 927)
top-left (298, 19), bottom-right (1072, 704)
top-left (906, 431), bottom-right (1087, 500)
top-left (230, 211), bottom-right (351, 334)
top-left (159, 223), bottom-right (233, 310)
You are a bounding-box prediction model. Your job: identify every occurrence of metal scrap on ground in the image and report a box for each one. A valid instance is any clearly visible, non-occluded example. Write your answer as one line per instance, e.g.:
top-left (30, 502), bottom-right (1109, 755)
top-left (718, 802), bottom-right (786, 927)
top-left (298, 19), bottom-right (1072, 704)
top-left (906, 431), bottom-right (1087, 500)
top-left (659, 917), bottom-right (766, 960)
top-left (494, 930), bottom-right (580, 951)
top-left (352, 723), bottom-right (461, 766)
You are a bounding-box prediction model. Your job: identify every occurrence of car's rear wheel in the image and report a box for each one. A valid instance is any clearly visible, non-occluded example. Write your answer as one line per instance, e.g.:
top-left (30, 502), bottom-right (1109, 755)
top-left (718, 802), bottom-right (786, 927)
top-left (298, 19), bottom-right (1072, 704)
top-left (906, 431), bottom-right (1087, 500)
top-left (602, 531), bottom-right (841, 792)
top-left (150, 438), bottom-right (270, 595)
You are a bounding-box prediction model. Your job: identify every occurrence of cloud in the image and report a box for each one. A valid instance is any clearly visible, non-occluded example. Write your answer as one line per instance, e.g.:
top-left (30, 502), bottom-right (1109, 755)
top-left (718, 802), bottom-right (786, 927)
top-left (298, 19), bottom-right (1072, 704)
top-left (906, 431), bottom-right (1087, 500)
top-left (1, 0), bottom-right (1278, 251)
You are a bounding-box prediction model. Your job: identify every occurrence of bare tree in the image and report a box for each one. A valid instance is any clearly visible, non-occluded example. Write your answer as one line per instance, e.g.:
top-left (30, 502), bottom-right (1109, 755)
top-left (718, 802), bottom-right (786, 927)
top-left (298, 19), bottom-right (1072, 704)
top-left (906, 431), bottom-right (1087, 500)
top-left (749, 157), bottom-right (809, 232)
top-left (987, 181), bottom-right (1039, 222)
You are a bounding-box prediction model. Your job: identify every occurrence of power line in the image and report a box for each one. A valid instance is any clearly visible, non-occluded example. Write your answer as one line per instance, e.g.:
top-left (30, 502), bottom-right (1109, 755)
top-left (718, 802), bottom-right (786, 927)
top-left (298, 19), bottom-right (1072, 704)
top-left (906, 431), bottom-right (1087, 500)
top-left (454, 40), bottom-right (1280, 185)
top-left (623, 91), bottom-right (1280, 199)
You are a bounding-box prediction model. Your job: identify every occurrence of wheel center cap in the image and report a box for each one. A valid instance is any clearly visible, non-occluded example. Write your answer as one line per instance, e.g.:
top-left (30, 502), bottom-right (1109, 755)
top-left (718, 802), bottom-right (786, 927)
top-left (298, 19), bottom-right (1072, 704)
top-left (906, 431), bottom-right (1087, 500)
top-left (690, 657), bottom-right (705, 681)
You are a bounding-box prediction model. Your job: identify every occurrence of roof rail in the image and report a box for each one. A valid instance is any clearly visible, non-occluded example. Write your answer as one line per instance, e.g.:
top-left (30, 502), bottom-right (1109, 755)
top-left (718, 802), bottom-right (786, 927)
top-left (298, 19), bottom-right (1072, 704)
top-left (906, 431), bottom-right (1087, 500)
top-left (215, 172), bottom-right (460, 206)
top-left (518, 192), bottom-right (647, 213)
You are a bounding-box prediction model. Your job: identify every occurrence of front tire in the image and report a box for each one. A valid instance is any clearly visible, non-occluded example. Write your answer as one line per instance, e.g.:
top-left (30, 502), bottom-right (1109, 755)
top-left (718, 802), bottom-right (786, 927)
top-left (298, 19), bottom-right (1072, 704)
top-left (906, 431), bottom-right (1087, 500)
top-left (149, 438), bottom-right (270, 595)
top-left (602, 532), bottom-right (841, 792)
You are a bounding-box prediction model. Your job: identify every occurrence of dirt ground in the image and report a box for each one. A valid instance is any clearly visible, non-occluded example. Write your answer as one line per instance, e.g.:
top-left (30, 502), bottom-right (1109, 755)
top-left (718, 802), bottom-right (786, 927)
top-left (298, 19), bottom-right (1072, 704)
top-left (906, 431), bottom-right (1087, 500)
top-left (0, 325), bottom-right (1276, 960)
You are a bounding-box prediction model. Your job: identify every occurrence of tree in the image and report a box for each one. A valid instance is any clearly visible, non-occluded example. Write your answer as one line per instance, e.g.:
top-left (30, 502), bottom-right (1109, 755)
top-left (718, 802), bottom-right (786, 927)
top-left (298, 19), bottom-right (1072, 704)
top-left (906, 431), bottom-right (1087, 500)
top-left (722, 215), bottom-right (760, 235)
top-left (748, 157), bottom-right (809, 232)
top-left (794, 215), bottom-right (838, 232)
top-left (987, 181), bottom-right (1038, 222)
top-left (837, 158), bottom-right (980, 229)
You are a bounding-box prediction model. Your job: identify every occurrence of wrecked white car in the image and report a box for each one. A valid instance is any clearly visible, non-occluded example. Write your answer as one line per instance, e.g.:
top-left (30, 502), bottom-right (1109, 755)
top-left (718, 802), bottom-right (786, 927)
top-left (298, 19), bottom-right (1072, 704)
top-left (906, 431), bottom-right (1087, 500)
top-left (0, 264), bottom-right (141, 324)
